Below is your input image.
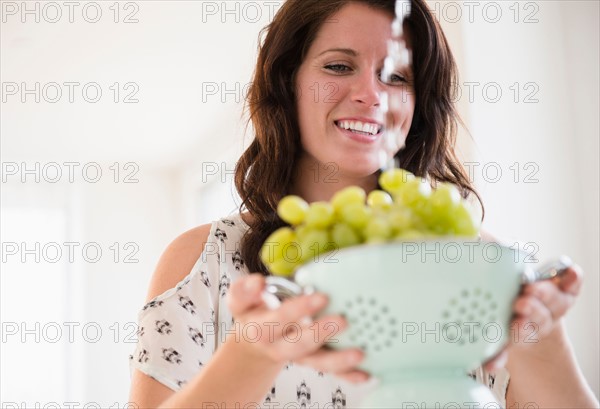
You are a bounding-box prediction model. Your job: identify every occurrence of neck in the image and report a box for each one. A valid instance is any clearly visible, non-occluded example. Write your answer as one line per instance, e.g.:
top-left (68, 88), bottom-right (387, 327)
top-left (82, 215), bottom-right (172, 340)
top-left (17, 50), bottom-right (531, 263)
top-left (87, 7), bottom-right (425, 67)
top-left (289, 155), bottom-right (380, 203)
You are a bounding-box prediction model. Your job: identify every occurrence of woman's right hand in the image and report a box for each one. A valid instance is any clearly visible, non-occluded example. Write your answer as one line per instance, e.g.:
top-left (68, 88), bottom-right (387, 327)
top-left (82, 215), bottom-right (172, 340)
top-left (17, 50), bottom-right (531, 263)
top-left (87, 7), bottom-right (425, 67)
top-left (226, 273), bottom-right (371, 384)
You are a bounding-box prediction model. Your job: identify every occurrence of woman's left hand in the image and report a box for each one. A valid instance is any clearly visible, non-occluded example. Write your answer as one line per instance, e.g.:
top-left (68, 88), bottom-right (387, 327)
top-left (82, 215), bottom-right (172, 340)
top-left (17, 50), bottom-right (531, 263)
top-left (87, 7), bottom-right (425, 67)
top-left (483, 264), bottom-right (584, 372)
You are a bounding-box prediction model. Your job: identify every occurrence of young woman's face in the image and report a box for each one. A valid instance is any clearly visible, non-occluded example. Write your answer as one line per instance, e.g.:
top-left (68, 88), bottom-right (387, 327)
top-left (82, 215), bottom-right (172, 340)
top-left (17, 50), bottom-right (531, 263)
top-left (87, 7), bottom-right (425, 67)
top-left (295, 2), bottom-right (415, 179)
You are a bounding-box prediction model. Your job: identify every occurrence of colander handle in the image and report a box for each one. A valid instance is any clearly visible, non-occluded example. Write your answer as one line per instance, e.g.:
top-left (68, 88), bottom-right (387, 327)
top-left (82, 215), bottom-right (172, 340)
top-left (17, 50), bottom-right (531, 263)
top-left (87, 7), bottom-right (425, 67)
top-left (521, 255), bottom-right (573, 285)
top-left (260, 276), bottom-right (315, 310)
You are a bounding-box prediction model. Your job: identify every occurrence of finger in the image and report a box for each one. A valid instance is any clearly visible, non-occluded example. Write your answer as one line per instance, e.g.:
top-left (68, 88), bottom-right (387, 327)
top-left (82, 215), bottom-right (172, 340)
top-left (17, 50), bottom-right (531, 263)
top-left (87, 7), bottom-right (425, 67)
top-left (226, 273), bottom-right (266, 316)
top-left (557, 265), bottom-right (584, 296)
top-left (262, 292), bottom-right (329, 330)
top-left (336, 370), bottom-right (372, 384)
top-left (521, 282), bottom-right (575, 322)
top-left (295, 347), bottom-right (365, 375)
top-left (276, 314), bottom-right (347, 359)
top-left (513, 296), bottom-right (552, 344)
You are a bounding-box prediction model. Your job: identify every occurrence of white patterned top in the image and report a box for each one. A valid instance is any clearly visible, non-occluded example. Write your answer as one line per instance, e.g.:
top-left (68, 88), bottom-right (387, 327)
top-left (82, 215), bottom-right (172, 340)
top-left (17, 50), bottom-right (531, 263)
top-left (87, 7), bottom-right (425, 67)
top-left (129, 212), bottom-right (510, 408)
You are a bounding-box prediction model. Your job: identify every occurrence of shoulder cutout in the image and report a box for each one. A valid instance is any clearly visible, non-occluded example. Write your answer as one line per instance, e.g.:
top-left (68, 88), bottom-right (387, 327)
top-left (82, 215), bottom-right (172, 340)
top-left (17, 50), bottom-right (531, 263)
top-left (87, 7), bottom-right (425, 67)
top-left (145, 223), bottom-right (212, 303)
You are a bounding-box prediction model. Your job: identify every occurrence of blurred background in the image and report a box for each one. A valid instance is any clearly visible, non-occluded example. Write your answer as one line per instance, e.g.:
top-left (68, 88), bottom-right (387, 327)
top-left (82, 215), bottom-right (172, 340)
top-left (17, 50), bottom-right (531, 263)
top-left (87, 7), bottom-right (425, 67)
top-left (1, 0), bottom-right (598, 406)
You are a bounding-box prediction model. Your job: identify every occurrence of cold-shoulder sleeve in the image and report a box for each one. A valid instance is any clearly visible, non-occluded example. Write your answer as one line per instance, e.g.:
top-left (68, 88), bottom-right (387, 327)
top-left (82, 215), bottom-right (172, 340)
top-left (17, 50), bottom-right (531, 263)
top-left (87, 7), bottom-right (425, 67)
top-left (129, 222), bottom-right (222, 391)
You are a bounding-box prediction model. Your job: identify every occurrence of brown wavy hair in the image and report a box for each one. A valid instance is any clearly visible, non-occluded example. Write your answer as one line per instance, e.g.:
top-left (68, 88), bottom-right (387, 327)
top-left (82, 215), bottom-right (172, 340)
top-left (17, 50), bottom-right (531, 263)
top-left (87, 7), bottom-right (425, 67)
top-left (234, 0), bottom-right (483, 276)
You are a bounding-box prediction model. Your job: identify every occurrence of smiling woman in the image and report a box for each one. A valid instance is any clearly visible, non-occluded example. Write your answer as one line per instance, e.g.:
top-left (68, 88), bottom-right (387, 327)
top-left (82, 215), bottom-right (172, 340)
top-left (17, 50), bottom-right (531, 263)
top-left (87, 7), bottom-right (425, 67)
top-left (127, 1), bottom-right (599, 408)
top-left (294, 4), bottom-right (414, 177)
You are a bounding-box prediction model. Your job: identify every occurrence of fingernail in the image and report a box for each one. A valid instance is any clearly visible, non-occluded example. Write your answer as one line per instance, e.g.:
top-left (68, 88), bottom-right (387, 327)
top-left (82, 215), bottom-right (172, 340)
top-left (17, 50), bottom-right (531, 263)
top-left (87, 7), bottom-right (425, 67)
top-left (299, 316), bottom-right (313, 326)
top-left (310, 294), bottom-right (327, 308)
top-left (244, 276), bottom-right (260, 292)
top-left (348, 352), bottom-right (362, 364)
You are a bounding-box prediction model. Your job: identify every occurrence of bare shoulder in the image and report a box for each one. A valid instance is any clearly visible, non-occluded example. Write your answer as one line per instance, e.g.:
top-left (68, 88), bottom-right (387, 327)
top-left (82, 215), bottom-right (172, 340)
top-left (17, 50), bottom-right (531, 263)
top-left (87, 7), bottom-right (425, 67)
top-left (145, 223), bottom-right (213, 303)
top-left (130, 223), bottom-right (213, 407)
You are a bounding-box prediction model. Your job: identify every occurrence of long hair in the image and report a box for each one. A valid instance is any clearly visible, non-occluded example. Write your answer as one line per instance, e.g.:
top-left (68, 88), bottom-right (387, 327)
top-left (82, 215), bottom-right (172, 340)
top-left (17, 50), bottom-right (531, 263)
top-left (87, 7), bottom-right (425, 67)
top-left (234, 0), bottom-right (483, 276)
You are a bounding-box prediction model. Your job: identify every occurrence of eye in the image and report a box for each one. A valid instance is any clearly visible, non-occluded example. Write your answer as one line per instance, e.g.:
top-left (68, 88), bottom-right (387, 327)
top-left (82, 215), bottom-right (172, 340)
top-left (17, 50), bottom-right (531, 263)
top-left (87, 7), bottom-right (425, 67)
top-left (324, 64), bottom-right (352, 73)
top-left (390, 73), bottom-right (408, 84)
top-left (379, 71), bottom-right (408, 85)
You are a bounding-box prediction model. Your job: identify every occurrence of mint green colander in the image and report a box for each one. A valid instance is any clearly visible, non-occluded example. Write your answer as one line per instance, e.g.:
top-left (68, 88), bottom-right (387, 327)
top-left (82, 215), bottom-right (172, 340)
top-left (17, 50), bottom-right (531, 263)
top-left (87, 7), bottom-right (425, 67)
top-left (262, 240), bottom-right (570, 408)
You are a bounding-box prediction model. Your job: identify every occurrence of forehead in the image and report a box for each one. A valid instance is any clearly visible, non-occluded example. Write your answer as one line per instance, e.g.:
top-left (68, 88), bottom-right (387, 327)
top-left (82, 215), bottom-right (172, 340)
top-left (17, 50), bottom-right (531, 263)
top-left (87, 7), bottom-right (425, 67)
top-left (308, 3), bottom-right (394, 55)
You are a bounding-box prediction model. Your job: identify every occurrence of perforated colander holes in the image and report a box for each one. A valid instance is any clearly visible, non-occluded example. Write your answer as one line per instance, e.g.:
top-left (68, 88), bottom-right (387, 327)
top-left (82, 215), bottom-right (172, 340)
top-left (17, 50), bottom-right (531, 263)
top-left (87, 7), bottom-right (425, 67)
top-left (441, 287), bottom-right (499, 346)
top-left (344, 296), bottom-right (397, 352)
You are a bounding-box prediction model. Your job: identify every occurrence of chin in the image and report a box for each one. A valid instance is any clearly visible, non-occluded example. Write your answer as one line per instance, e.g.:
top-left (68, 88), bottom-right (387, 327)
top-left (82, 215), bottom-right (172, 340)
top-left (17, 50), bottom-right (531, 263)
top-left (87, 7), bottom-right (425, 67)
top-left (337, 160), bottom-right (381, 179)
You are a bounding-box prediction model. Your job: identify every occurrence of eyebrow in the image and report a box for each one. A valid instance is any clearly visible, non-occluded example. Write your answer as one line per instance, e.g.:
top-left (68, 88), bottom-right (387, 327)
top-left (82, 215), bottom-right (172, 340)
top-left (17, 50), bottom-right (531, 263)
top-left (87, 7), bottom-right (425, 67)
top-left (317, 48), bottom-right (358, 57)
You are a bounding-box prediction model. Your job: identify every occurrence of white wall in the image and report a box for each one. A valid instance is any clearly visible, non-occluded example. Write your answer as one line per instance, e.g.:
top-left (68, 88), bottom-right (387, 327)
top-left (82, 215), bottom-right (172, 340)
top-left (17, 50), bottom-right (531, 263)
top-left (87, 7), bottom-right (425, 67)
top-left (450, 0), bottom-right (599, 396)
top-left (77, 166), bottom-right (183, 404)
top-left (1, 167), bottom-right (185, 405)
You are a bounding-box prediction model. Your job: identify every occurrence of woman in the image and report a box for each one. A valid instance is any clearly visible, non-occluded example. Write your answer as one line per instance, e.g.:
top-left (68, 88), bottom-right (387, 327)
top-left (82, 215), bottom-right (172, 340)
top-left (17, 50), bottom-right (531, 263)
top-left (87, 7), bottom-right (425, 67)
top-left (129, 0), bottom-right (598, 407)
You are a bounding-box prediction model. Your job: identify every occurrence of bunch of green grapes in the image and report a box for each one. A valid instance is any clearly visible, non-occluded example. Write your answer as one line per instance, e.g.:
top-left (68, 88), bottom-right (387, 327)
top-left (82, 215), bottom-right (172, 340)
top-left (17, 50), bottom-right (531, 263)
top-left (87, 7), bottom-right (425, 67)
top-left (261, 168), bottom-right (480, 276)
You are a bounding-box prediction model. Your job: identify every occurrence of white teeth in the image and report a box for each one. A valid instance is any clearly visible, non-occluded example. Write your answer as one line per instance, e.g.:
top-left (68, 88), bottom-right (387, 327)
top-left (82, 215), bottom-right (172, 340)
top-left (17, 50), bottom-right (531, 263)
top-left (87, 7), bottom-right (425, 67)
top-left (337, 120), bottom-right (380, 136)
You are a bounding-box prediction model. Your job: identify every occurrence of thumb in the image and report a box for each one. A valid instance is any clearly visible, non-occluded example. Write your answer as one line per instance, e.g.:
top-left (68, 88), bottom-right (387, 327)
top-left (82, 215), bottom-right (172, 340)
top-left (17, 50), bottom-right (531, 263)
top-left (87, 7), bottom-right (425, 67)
top-left (227, 273), bottom-right (266, 316)
top-left (558, 265), bottom-right (583, 296)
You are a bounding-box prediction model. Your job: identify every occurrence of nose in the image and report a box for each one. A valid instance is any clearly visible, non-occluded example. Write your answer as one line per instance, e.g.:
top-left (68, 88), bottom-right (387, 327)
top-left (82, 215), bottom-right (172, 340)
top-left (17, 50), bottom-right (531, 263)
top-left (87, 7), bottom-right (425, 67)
top-left (350, 70), bottom-right (381, 107)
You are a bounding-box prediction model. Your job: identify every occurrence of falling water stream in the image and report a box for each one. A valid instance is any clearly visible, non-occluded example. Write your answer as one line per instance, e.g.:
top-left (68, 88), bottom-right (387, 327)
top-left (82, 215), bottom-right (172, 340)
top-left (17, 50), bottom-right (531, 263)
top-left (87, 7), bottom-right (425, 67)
top-left (379, 0), bottom-right (412, 170)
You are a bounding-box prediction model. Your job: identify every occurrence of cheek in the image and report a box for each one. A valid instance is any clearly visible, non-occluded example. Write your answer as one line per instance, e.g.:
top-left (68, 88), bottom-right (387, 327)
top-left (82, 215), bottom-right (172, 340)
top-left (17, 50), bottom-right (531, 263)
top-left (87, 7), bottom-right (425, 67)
top-left (296, 88), bottom-right (315, 132)
top-left (388, 92), bottom-right (415, 132)
top-left (297, 84), bottom-right (337, 133)
top-left (402, 97), bottom-right (416, 131)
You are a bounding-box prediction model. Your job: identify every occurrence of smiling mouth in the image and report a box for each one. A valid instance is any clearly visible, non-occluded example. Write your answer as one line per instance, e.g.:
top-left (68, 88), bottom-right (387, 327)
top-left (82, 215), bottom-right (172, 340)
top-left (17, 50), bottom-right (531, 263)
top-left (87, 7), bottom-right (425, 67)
top-left (335, 120), bottom-right (383, 136)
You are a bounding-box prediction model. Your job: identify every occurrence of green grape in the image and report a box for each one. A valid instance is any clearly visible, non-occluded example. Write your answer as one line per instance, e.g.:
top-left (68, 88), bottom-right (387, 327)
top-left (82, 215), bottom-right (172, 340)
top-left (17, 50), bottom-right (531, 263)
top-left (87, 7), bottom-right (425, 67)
top-left (450, 202), bottom-right (480, 237)
top-left (387, 205), bottom-right (413, 233)
top-left (395, 178), bottom-right (432, 209)
top-left (280, 241), bottom-right (303, 264)
top-left (365, 216), bottom-right (393, 243)
top-left (331, 186), bottom-right (367, 213)
top-left (394, 229), bottom-right (429, 241)
top-left (277, 195), bottom-right (309, 225)
top-left (267, 258), bottom-right (298, 277)
top-left (379, 168), bottom-right (415, 193)
top-left (295, 224), bottom-right (311, 242)
top-left (331, 222), bottom-right (361, 249)
top-left (262, 173), bottom-right (482, 277)
top-left (305, 201), bottom-right (335, 229)
top-left (260, 227), bottom-right (296, 265)
top-left (431, 183), bottom-right (461, 211)
top-left (339, 202), bottom-right (373, 230)
top-left (298, 228), bottom-right (331, 263)
top-left (367, 190), bottom-right (393, 210)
